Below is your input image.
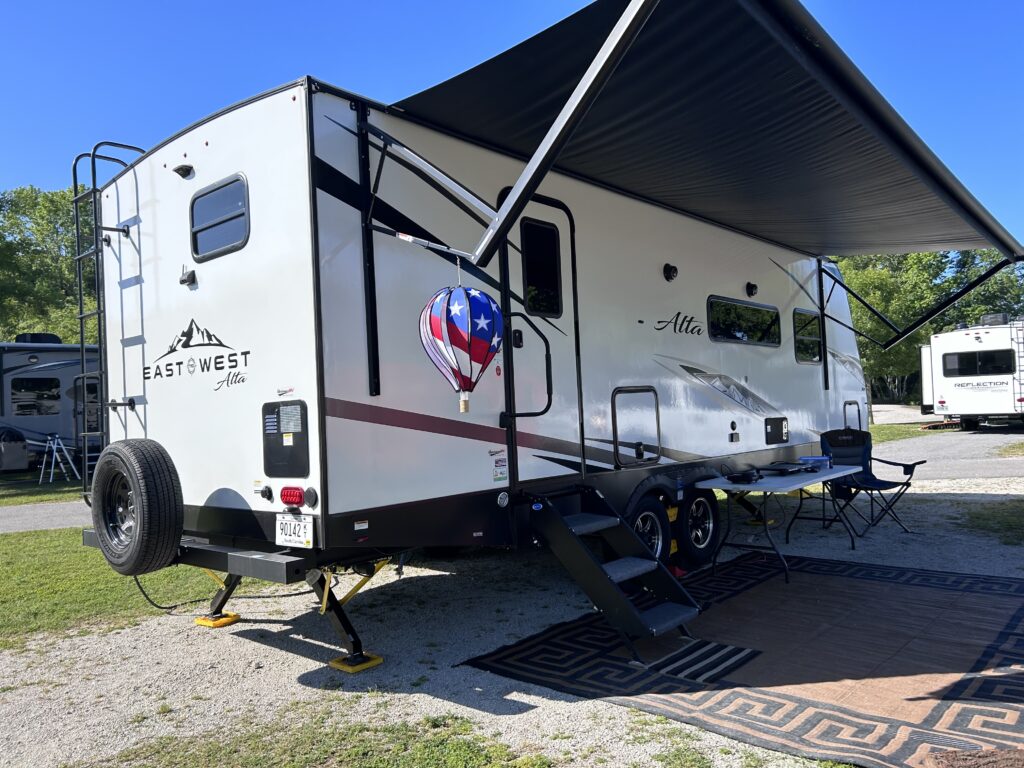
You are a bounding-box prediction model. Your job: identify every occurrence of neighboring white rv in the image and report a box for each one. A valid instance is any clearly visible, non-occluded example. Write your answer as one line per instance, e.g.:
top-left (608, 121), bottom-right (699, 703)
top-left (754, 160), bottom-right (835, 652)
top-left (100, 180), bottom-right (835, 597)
top-left (921, 314), bottom-right (1024, 429)
top-left (0, 335), bottom-right (99, 459)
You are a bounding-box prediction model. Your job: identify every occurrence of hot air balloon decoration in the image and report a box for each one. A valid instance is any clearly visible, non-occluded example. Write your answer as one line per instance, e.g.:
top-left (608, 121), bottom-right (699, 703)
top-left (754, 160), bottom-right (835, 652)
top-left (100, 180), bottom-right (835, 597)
top-left (419, 286), bottom-right (503, 412)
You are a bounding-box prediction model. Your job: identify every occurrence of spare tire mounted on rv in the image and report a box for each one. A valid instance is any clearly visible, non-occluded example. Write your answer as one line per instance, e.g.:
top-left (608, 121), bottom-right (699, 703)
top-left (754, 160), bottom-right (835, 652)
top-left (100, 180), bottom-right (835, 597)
top-left (91, 440), bottom-right (184, 576)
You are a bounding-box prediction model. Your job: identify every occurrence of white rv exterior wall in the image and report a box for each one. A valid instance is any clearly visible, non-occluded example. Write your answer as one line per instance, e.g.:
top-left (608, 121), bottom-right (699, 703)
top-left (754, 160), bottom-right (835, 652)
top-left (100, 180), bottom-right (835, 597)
top-left (312, 91), bottom-right (866, 516)
top-left (99, 85), bottom-right (322, 515)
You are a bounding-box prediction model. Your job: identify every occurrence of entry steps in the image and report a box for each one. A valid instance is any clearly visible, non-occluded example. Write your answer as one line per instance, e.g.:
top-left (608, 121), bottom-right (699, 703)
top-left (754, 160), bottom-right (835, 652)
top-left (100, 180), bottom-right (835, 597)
top-left (531, 487), bottom-right (701, 658)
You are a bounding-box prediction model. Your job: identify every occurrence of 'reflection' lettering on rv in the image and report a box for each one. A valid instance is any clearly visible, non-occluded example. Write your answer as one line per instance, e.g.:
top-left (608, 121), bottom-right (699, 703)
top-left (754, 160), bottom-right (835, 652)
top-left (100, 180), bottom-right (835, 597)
top-left (141, 319), bottom-right (251, 391)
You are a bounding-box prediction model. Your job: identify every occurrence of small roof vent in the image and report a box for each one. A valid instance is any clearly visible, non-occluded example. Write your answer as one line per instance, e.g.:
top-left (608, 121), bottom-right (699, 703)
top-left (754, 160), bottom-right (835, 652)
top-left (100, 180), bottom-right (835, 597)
top-left (14, 333), bottom-right (62, 344)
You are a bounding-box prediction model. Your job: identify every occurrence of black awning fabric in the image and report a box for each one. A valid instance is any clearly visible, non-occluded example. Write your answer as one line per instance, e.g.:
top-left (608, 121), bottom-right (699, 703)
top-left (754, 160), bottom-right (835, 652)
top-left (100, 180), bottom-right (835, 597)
top-left (394, 0), bottom-right (1022, 258)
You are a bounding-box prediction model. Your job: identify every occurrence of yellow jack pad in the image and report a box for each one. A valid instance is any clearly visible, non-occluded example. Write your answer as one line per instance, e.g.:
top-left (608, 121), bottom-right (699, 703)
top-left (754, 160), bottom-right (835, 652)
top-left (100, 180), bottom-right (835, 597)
top-left (194, 612), bottom-right (240, 628)
top-left (328, 653), bottom-right (383, 674)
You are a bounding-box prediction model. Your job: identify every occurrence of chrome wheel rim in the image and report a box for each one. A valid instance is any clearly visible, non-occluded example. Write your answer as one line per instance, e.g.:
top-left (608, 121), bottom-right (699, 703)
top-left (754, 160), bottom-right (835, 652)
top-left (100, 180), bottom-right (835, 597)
top-left (103, 472), bottom-right (135, 551)
top-left (688, 498), bottom-right (714, 550)
top-left (633, 510), bottom-right (663, 558)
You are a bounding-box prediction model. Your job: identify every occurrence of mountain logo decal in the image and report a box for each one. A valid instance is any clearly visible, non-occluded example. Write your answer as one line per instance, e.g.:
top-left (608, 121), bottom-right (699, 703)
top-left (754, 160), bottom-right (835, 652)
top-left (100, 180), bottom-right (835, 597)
top-left (156, 319), bottom-right (233, 360)
top-left (145, 319), bottom-right (250, 392)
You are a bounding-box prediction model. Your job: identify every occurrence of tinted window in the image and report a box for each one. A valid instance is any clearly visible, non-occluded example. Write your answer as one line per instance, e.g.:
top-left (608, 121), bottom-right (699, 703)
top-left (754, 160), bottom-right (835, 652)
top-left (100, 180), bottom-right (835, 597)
top-left (793, 309), bottom-right (822, 363)
top-left (942, 350), bottom-right (1015, 377)
top-left (191, 176), bottom-right (248, 261)
top-left (521, 219), bottom-right (561, 317)
top-left (707, 297), bottom-right (780, 346)
top-left (11, 377), bottom-right (61, 416)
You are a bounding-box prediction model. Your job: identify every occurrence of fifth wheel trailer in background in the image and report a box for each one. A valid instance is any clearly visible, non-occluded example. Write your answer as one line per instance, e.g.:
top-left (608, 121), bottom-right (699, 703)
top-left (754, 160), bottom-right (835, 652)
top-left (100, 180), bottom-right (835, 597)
top-left (920, 314), bottom-right (1024, 430)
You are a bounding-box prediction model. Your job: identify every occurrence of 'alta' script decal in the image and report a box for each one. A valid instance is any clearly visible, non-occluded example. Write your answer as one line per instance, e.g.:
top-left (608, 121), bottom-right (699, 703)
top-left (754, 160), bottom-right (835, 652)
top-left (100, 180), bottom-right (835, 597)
top-left (654, 312), bottom-right (703, 336)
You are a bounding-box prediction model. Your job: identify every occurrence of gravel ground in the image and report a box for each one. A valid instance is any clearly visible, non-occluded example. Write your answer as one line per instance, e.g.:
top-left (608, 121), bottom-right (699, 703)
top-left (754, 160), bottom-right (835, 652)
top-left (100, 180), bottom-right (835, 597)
top-left (0, 499), bottom-right (90, 533)
top-left (869, 404), bottom-right (934, 425)
top-left (873, 422), bottom-right (1024, 480)
top-left (2, 465), bottom-right (1023, 766)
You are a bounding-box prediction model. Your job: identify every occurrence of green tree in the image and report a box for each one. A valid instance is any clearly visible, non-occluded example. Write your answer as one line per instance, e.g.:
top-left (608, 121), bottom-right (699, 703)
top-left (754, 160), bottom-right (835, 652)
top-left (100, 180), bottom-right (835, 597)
top-left (0, 186), bottom-right (95, 343)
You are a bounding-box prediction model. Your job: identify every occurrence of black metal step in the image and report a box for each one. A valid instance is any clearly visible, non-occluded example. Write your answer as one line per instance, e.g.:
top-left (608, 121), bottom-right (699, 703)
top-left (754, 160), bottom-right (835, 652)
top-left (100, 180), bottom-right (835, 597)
top-left (603, 556), bottom-right (658, 583)
top-left (640, 602), bottom-right (701, 637)
top-left (564, 512), bottom-right (619, 536)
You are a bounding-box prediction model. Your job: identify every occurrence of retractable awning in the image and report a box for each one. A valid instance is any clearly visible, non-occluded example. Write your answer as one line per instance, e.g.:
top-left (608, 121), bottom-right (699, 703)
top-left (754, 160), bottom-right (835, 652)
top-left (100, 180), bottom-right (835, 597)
top-left (394, 0), bottom-right (1023, 262)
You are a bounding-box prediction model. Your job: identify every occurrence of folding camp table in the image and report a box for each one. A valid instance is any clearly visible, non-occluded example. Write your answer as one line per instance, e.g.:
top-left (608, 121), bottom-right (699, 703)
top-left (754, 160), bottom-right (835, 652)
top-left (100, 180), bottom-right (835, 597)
top-left (695, 465), bottom-right (861, 583)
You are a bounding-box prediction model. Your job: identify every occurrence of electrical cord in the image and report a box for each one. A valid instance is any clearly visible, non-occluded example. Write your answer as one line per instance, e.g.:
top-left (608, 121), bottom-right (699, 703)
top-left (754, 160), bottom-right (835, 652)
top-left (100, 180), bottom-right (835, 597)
top-left (132, 574), bottom-right (338, 614)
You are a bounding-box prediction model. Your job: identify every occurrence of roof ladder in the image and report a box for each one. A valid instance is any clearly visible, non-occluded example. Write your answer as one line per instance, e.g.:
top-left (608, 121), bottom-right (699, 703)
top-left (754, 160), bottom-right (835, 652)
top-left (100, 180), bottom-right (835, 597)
top-left (71, 142), bottom-right (144, 502)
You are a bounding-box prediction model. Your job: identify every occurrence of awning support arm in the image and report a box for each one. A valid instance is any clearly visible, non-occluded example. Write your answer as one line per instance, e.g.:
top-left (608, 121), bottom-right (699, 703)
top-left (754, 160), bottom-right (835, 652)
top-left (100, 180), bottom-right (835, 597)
top-left (880, 257), bottom-right (1013, 350)
top-left (471, 0), bottom-right (661, 267)
top-left (820, 266), bottom-right (901, 334)
top-left (820, 257), bottom-right (1015, 351)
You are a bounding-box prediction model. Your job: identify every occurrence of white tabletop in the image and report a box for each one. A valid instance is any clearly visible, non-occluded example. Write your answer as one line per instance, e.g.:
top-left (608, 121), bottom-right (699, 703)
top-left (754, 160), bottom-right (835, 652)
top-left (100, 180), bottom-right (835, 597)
top-left (693, 464), bottom-right (861, 494)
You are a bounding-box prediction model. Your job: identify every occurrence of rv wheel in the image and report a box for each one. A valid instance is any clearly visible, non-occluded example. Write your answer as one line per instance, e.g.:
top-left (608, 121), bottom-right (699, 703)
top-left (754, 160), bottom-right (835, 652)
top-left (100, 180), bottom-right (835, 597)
top-left (91, 440), bottom-right (183, 576)
top-left (673, 490), bottom-right (720, 568)
top-left (960, 417), bottom-right (980, 431)
top-left (627, 496), bottom-right (672, 564)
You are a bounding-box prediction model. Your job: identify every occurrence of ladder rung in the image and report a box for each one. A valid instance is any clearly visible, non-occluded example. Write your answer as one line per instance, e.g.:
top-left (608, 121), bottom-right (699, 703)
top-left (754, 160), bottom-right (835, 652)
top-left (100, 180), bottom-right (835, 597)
top-left (78, 309), bottom-right (103, 320)
top-left (73, 188), bottom-right (97, 203)
top-left (75, 248), bottom-right (99, 261)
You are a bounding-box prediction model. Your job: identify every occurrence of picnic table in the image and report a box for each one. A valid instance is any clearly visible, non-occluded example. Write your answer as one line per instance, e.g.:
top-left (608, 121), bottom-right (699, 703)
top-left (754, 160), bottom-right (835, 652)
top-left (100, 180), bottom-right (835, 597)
top-left (695, 464), bottom-right (861, 583)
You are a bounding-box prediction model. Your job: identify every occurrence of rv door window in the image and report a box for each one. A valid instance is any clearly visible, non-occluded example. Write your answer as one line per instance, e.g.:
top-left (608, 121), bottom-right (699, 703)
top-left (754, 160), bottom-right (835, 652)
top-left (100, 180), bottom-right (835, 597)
top-left (191, 176), bottom-right (249, 261)
top-left (707, 297), bottom-right (781, 346)
top-left (520, 219), bottom-right (562, 318)
top-left (793, 309), bottom-right (822, 364)
top-left (11, 377), bottom-right (61, 416)
top-left (942, 350), bottom-right (1015, 377)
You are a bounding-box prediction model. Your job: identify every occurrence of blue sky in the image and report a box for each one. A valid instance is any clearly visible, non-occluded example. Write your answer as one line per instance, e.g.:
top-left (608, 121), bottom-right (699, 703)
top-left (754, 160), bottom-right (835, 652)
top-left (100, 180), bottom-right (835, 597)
top-left (3, 1), bottom-right (1021, 243)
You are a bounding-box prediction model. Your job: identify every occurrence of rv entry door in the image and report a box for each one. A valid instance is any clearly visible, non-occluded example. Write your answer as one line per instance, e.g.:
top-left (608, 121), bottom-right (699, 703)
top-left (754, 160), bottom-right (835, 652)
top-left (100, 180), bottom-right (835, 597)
top-left (500, 199), bottom-right (583, 485)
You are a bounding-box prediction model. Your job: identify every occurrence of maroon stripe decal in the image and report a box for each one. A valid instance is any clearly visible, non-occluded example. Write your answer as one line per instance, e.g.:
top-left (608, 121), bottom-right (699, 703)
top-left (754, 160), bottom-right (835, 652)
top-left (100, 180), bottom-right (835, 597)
top-left (325, 398), bottom-right (506, 444)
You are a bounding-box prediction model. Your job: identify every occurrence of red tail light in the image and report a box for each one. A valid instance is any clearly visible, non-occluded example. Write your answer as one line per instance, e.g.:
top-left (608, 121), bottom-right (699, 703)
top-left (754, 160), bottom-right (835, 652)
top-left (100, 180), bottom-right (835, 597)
top-left (280, 487), bottom-right (305, 507)
top-left (938, 400), bottom-right (946, 405)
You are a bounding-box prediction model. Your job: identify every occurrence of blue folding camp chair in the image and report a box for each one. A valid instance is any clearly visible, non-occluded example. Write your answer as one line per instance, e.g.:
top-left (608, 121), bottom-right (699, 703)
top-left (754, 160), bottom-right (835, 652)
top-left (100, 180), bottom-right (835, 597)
top-left (820, 427), bottom-right (925, 534)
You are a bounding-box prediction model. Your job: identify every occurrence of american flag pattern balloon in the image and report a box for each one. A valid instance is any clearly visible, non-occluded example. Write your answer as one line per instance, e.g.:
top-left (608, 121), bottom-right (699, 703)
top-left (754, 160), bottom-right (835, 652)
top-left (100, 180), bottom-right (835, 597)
top-left (419, 286), bottom-right (503, 407)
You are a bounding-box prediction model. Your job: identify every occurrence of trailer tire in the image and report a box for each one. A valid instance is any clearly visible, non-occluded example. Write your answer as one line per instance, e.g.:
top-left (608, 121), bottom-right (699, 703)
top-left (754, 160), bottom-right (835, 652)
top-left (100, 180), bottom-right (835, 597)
top-left (626, 495), bottom-right (672, 565)
top-left (673, 489), bottom-right (720, 568)
top-left (91, 439), bottom-right (183, 576)
top-left (960, 417), bottom-right (980, 431)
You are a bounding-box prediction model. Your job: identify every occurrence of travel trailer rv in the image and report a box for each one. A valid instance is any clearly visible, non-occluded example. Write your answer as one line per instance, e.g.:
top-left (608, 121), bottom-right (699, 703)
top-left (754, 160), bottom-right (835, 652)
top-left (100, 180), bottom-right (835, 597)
top-left (76, 0), bottom-right (1024, 665)
top-left (920, 314), bottom-right (1024, 429)
top-left (0, 335), bottom-right (99, 461)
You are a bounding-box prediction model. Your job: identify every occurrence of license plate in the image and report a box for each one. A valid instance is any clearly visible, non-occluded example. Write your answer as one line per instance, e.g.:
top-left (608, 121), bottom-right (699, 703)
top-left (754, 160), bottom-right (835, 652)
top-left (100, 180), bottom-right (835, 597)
top-left (276, 513), bottom-right (314, 548)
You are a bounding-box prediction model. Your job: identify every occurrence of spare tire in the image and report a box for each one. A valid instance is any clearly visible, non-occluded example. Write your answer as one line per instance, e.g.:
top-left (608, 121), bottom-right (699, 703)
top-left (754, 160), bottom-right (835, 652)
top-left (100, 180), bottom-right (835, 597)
top-left (91, 439), bottom-right (183, 575)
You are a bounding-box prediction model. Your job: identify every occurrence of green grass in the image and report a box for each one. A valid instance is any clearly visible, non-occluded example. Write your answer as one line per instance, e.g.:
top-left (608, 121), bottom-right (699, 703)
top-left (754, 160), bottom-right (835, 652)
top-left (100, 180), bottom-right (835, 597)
top-left (868, 423), bottom-right (928, 444)
top-left (0, 527), bottom-right (261, 650)
top-left (652, 746), bottom-right (711, 768)
top-left (0, 471), bottom-right (81, 506)
top-left (956, 500), bottom-right (1024, 546)
top-left (997, 441), bottom-right (1024, 458)
top-left (73, 712), bottom-right (551, 768)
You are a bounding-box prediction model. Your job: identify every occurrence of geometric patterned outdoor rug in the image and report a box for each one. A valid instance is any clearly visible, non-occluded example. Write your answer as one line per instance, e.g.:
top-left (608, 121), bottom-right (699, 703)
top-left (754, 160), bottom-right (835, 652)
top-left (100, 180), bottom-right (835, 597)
top-left (463, 554), bottom-right (1024, 768)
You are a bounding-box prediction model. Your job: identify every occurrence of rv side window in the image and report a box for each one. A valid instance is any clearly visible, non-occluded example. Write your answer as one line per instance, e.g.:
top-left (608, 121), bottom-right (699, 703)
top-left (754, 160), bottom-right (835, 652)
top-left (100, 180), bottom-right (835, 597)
top-left (520, 219), bottom-right (562, 318)
top-left (942, 350), bottom-right (1015, 377)
top-left (706, 297), bottom-right (780, 346)
top-left (190, 176), bottom-right (249, 262)
top-left (793, 309), bottom-right (822, 364)
top-left (11, 377), bottom-right (61, 416)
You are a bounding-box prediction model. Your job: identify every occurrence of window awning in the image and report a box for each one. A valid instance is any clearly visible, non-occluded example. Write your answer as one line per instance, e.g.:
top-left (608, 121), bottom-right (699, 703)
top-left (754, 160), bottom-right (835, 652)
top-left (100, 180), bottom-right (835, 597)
top-left (393, 0), bottom-right (1023, 261)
